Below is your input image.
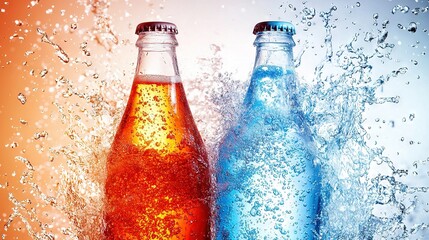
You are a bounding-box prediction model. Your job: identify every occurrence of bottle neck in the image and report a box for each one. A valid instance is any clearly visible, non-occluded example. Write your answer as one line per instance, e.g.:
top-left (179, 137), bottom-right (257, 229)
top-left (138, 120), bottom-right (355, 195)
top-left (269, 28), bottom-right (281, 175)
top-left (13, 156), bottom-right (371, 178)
top-left (253, 32), bottom-right (295, 71)
top-left (245, 32), bottom-right (298, 112)
top-left (135, 32), bottom-right (180, 81)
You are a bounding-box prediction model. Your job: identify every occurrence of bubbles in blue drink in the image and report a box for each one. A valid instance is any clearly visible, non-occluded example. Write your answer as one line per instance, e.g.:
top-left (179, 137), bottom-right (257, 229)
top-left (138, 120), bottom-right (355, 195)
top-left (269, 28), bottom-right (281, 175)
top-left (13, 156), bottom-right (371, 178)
top-left (216, 65), bottom-right (320, 239)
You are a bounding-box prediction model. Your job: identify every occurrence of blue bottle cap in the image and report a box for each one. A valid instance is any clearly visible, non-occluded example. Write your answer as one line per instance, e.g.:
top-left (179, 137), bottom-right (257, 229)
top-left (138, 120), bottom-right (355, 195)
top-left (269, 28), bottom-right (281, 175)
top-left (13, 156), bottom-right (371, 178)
top-left (135, 21), bottom-right (178, 35)
top-left (253, 21), bottom-right (296, 35)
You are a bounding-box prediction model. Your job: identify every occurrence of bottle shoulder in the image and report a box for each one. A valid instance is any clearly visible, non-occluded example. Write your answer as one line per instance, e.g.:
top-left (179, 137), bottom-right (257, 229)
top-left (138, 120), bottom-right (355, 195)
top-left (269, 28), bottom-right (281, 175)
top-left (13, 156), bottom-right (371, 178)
top-left (111, 77), bottom-right (205, 156)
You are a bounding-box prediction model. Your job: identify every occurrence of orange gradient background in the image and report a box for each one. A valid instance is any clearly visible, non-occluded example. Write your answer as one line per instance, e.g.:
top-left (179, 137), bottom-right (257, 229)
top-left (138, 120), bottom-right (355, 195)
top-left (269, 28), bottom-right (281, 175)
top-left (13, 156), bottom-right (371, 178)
top-left (0, 1), bottom-right (135, 238)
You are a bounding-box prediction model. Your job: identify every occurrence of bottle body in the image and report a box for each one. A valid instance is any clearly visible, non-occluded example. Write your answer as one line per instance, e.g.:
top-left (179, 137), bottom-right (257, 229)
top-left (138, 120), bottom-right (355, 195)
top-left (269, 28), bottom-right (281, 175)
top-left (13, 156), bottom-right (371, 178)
top-left (104, 23), bottom-right (211, 239)
top-left (215, 23), bottom-right (320, 239)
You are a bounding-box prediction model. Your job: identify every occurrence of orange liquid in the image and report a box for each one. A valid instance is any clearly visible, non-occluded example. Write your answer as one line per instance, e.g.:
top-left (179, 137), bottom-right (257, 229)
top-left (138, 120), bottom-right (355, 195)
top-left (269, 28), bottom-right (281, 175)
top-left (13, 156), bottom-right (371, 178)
top-left (104, 76), bottom-right (211, 239)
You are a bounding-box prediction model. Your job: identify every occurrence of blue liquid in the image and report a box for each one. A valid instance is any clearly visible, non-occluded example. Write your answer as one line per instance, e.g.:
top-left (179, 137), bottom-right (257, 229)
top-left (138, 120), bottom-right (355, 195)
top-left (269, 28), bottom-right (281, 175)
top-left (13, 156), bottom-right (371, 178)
top-left (215, 66), bottom-right (321, 239)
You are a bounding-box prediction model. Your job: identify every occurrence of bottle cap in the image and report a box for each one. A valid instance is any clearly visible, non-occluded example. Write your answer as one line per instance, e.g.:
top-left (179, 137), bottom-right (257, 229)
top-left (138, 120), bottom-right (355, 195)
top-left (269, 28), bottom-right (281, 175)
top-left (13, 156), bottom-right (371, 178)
top-left (135, 21), bottom-right (178, 35)
top-left (253, 21), bottom-right (296, 35)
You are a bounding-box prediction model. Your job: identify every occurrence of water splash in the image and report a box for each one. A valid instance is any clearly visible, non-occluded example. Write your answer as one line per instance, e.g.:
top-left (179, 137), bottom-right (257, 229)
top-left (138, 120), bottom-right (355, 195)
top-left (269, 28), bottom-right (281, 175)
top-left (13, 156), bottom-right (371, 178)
top-left (295, 5), bottom-right (428, 239)
top-left (81, 0), bottom-right (119, 51)
top-left (36, 28), bottom-right (70, 64)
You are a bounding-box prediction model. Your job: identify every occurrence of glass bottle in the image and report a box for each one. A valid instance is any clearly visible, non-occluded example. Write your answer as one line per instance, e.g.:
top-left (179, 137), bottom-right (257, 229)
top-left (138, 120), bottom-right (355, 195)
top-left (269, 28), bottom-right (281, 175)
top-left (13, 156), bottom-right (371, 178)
top-left (104, 22), bottom-right (211, 239)
top-left (215, 21), bottom-right (321, 239)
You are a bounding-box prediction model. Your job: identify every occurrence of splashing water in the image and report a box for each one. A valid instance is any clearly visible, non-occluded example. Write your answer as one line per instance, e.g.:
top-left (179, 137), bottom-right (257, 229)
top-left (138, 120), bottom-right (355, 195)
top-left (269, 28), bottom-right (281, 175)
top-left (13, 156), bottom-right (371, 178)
top-left (36, 28), bottom-right (70, 64)
top-left (1, 0), bottom-right (428, 239)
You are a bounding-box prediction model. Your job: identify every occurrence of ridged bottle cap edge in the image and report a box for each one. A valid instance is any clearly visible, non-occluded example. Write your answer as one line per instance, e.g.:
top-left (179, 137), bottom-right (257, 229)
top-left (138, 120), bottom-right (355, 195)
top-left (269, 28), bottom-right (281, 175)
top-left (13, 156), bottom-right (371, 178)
top-left (135, 21), bottom-right (178, 35)
top-left (253, 21), bottom-right (296, 35)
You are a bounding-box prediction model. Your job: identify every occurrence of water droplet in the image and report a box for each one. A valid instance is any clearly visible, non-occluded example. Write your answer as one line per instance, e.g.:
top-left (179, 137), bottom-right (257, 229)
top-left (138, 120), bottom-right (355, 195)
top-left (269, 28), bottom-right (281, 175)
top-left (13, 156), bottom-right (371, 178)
top-left (17, 93), bottom-right (27, 104)
top-left (15, 156), bottom-right (34, 171)
top-left (82, 60), bottom-right (92, 66)
top-left (6, 142), bottom-right (18, 148)
top-left (20, 119), bottom-right (28, 125)
top-left (356, 2), bottom-right (361, 7)
top-left (377, 29), bottom-right (388, 44)
top-left (29, 0), bottom-right (40, 7)
top-left (392, 67), bottom-right (408, 77)
top-left (410, 141), bottom-right (414, 145)
top-left (273, 188), bottom-right (280, 196)
top-left (382, 20), bottom-right (389, 29)
top-left (34, 131), bottom-right (48, 140)
top-left (364, 32), bottom-right (375, 42)
top-left (37, 28), bottom-right (70, 63)
top-left (9, 33), bottom-right (18, 40)
top-left (80, 42), bottom-right (91, 56)
top-left (302, 7), bottom-right (316, 20)
top-left (411, 60), bottom-right (418, 65)
top-left (80, 42), bottom-right (87, 49)
top-left (15, 20), bottom-right (23, 26)
top-left (407, 22), bottom-right (417, 33)
top-left (24, 51), bottom-right (34, 56)
top-left (373, 13), bottom-right (379, 20)
top-left (93, 73), bottom-right (99, 79)
top-left (70, 23), bottom-right (78, 30)
top-left (409, 113), bottom-right (415, 121)
top-left (392, 5), bottom-right (410, 14)
top-left (40, 69), bottom-right (48, 78)
top-left (397, 24), bottom-right (404, 30)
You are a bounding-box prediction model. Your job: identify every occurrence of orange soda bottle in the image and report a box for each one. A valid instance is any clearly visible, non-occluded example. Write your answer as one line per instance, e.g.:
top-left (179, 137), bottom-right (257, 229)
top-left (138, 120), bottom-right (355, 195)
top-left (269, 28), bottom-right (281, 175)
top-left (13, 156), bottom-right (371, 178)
top-left (103, 22), bottom-right (211, 239)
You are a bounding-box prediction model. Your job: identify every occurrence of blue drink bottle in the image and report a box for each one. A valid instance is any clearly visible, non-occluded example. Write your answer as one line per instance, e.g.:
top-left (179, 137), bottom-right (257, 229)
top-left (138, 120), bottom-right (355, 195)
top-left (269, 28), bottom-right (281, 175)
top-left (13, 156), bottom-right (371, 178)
top-left (215, 21), bottom-right (321, 239)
